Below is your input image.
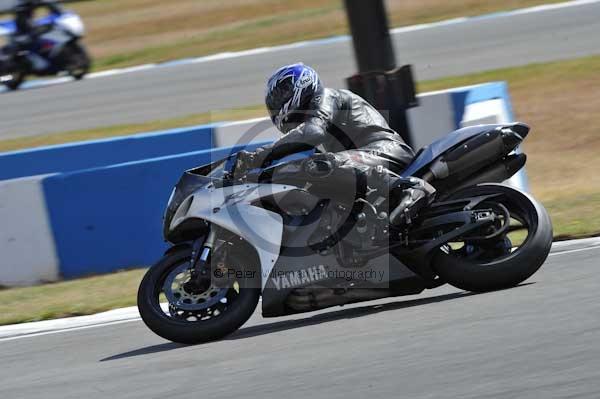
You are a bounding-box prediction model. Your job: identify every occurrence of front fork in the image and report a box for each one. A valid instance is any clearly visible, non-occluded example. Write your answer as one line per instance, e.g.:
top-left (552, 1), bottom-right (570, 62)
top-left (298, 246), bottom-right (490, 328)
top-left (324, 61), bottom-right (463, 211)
top-left (189, 227), bottom-right (217, 285)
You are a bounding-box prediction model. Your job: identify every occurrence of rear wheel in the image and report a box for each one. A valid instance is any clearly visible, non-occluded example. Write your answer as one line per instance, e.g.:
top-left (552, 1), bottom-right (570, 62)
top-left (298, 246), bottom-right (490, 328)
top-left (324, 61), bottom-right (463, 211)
top-left (432, 184), bottom-right (553, 292)
top-left (137, 247), bottom-right (260, 344)
top-left (1, 68), bottom-right (25, 91)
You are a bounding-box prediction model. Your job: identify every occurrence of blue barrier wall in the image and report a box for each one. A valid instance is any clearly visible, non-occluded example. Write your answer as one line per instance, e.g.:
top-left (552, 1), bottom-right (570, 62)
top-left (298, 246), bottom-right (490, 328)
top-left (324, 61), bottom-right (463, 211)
top-left (42, 143), bottom-right (264, 278)
top-left (449, 82), bottom-right (514, 126)
top-left (0, 124), bottom-right (215, 181)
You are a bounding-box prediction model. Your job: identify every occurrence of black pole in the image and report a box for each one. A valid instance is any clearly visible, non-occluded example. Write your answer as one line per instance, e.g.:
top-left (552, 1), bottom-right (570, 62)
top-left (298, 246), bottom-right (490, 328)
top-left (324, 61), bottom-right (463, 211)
top-left (344, 0), bottom-right (396, 72)
top-left (344, 0), bottom-right (418, 146)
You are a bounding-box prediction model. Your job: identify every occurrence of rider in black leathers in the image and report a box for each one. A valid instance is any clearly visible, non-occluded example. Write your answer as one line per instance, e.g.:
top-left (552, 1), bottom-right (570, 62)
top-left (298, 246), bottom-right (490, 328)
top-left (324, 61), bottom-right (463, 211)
top-left (14, 0), bottom-right (62, 35)
top-left (8, 0), bottom-right (63, 56)
top-left (239, 63), bottom-right (435, 226)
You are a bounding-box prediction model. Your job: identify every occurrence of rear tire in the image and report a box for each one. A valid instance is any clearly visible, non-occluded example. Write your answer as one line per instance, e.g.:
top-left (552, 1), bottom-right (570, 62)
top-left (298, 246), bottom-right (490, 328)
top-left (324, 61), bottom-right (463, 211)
top-left (137, 248), bottom-right (260, 344)
top-left (432, 184), bottom-right (553, 292)
top-left (3, 70), bottom-right (25, 91)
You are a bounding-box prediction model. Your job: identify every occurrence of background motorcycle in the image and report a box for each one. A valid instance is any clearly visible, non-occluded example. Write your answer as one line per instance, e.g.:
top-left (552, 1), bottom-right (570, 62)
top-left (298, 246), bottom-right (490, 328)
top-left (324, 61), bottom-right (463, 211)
top-left (0, 11), bottom-right (90, 90)
top-left (137, 122), bottom-right (553, 344)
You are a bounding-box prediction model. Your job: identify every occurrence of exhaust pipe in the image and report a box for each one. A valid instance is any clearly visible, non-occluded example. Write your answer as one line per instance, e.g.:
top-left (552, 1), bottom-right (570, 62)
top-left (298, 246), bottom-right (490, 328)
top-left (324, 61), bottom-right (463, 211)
top-left (428, 127), bottom-right (525, 183)
top-left (443, 153), bottom-right (527, 198)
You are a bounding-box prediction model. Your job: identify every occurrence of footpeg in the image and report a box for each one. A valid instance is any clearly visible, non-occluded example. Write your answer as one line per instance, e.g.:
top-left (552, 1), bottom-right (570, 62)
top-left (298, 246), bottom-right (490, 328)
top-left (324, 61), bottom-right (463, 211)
top-left (389, 180), bottom-right (436, 226)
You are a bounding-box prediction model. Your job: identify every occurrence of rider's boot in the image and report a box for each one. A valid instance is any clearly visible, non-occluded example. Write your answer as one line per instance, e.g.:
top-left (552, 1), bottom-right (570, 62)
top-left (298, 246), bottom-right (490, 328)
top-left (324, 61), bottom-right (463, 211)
top-left (366, 166), bottom-right (436, 226)
top-left (388, 180), bottom-right (436, 226)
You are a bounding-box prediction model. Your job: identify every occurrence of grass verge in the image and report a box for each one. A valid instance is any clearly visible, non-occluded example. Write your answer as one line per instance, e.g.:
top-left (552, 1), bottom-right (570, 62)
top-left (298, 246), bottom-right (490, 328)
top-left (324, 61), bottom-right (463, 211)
top-left (0, 269), bottom-right (146, 325)
top-left (0, 105), bottom-right (266, 153)
top-left (1, 55), bottom-right (599, 325)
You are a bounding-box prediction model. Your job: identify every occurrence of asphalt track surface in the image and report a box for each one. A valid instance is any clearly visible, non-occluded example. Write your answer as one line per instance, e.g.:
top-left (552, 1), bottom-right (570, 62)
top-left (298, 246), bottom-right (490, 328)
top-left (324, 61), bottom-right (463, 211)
top-left (2, 1), bottom-right (600, 139)
top-left (1, 239), bottom-right (599, 399)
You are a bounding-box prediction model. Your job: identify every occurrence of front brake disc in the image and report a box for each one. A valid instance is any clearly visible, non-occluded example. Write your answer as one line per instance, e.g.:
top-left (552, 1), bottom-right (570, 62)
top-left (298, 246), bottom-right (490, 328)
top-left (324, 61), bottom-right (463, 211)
top-left (163, 263), bottom-right (227, 311)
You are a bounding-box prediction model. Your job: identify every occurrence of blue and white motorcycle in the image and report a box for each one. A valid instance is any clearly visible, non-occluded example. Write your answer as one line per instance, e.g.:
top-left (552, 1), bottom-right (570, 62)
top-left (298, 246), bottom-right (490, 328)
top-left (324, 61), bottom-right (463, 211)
top-left (137, 122), bottom-right (553, 344)
top-left (0, 11), bottom-right (90, 90)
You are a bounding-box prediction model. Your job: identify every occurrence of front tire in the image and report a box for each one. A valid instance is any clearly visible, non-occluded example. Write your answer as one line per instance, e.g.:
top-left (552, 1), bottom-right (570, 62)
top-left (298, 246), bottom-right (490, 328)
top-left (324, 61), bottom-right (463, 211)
top-left (432, 184), bottom-right (553, 292)
top-left (64, 43), bottom-right (91, 80)
top-left (137, 247), bottom-right (260, 344)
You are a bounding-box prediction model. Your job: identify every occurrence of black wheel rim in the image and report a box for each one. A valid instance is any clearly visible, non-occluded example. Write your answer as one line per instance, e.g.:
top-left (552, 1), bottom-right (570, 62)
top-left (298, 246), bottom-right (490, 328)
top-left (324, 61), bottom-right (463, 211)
top-left (150, 257), bottom-right (242, 323)
top-left (443, 191), bottom-right (538, 264)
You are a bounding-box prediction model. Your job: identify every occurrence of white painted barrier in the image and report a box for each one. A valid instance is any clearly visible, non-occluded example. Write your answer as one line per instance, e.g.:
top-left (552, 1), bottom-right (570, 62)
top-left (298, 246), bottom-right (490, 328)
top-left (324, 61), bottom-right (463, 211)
top-left (408, 90), bottom-right (456, 150)
top-left (0, 175), bottom-right (59, 286)
top-left (461, 99), bottom-right (511, 126)
top-left (213, 117), bottom-right (279, 148)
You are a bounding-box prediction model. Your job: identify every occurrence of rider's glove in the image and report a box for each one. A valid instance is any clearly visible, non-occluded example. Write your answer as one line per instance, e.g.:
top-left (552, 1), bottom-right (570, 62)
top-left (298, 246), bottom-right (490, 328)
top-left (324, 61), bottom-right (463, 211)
top-left (236, 150), bottom-right (255, 174)
top-left (252, 146), bottom-right (271, 168)
top-left (236, 147), bottom-right (271, 174)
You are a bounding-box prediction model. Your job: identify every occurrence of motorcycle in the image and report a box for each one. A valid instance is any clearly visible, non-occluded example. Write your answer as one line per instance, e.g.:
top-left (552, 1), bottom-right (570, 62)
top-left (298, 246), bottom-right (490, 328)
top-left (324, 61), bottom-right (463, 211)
top-left (0, 11), bottom-right (91, 90)
top-left (137, 122), bottom-right (553, 344)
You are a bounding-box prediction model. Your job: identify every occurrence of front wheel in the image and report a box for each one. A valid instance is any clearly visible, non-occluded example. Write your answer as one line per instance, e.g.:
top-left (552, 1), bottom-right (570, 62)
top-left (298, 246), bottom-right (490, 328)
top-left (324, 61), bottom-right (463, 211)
top-left (432, 184), bottom-right (553, 292)
top-left (64, 43), bottom-right (91, 80)
top-left (137, 247), bottom-right (260, 344)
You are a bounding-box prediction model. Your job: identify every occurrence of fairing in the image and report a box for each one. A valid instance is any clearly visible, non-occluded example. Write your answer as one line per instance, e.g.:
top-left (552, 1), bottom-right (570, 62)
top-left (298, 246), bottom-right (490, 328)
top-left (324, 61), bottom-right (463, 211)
top-left (168, 183), bottom-right (300, 290)
top-left (54, 13), bottom-right (85, 37)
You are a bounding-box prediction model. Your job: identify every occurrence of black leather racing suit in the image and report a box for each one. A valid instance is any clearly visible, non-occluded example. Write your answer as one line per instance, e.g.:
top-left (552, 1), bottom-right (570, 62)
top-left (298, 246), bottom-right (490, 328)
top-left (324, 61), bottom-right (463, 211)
top-left (262, 88), bottom-right (414, 172)
top-left (9, 1), bottom-right (63, 55)
top-left (14, 1), bottom-right (63, 35)
top-left (247, 88), bottom-right (435, 225)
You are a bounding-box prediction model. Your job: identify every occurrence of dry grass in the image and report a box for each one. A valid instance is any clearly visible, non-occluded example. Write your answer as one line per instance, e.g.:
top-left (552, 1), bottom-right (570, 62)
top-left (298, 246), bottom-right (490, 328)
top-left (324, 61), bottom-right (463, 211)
top-left (61, 0), bottom-right (567, 69)
top-left (0, 268), bottom-right (145, 325)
